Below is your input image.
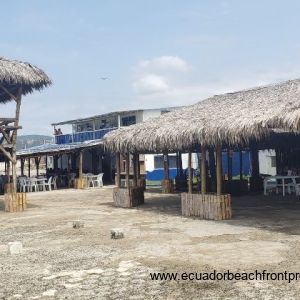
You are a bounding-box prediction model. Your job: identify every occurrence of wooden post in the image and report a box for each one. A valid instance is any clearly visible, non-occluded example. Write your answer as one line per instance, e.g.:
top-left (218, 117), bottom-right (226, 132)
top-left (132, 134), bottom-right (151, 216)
top-left (227, 150), bottom-right (232, 181)
top-left (7, 160), bottom-right (11, 183)
top-left (250, 145), bottom-right (260, 191)
top-left (208, 149), bottom-right (216, 183)
top-left (35, 156), bottom-right (41, 176)
top-left (239, 151), bottom-right (243, 180)
top-left (79, 150), bottom-right (83, 179)
top-left (11, 87), bottom-right (22, 193)
top-left (45, 155), bottom-right (48, 172)
top-left (216, 145), bottom-right (223, 195)
top-left (201, 147), bottom-right (207, 194)
top-left (28, 158), bottom-right (31, 177)
top-left (20, 158), bottom-right (24, 176)
top-left (178, 151), bottom-right (183, 176)
top-left (251, 147), bottom-right (259, 178)
top-left (188, 151), bottom-right (193, 193)
top-left (125, 152), bottom-right (130, 189)
top-left (132, 153), bottom-right (138, 187)
top-left (136, 153), bottom-right (140, 180)
top-left (163, 152), bottom-right (169, 180)
top-left (116, 152), bottom-right (121, 187)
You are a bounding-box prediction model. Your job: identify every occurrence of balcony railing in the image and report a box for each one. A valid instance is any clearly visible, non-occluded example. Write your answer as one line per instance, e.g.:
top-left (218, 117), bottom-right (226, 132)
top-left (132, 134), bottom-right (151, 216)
top-left (55, 127), bottom-right (118, 144)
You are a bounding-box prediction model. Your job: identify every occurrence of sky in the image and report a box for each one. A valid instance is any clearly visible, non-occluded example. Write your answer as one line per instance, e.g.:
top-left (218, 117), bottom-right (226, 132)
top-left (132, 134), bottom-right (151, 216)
top-left (2, 0), bottom-right (300, 135)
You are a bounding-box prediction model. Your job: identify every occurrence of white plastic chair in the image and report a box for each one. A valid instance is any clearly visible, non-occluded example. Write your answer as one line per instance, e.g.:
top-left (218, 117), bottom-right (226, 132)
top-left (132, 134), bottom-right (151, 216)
top-left (18, 177), bottom-right (30, 192)
top-left (92, 173), bottom-right (104, 188)
top-left (43, 176), bottom-right (53, 191)
top-left (51, 176), bottom-right (58, 190)
top-left (28, 178), bottom-right (38, 192)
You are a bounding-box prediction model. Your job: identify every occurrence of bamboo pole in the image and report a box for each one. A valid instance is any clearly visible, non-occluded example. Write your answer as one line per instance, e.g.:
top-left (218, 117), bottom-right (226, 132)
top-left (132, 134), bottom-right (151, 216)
top-left (20, 158), bottom-right (24, 176)
top-left (216, 145), bottom-right (223, 195)
top-left (28, 158), bottom-right (31, 177)
top-left (227, 150), bottom-right (232, 181)
top-left (178, 151), bottom-right (183, 176)
top-left (201, 147), bottom-right (207, 194)
top-left (79, 150), bottom-right (83, 179)
top-left (125, 152), bottom-right (130, 189)
top-left (188, 151), bottom-right (193, 194)
top-left (11, 87), bottom-right (22, 192)
top-left (136, 153), bottom-right (140, 180)
top-left (116, 152), bottom-right (121, 187)
top-left (45, 155), bottom-right (48, 173)
top-left (35, 157), bottom-right (40, 176)
top-left (163, 152), bottom-right (169, 180)
top-left (7, 160), bottom-right (11, 183)
top-left (132, 153), bottom-right (138, 187)
top-left (239, 151), bottom-right (243, 180)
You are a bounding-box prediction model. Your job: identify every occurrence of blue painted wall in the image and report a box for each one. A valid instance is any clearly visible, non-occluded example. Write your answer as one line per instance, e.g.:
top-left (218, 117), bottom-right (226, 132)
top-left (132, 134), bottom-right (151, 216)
top-left (145, 151), bottom-right (251, 181)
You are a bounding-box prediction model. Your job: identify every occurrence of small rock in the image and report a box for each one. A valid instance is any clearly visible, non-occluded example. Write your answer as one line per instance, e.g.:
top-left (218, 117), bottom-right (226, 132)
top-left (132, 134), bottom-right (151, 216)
top-left (73, 221), bottom-right (84, 229)
top-left (111, 228), bottom-right (124, 239)
top-left (42, 289), bottom-right (57, 297)
top-left (7, 241), bottom-right (22, 255)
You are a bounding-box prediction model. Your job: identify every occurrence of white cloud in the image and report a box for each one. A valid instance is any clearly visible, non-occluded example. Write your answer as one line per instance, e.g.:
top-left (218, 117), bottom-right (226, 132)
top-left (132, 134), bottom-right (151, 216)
top-left (133, 74), bottom-right (169, 95)
top-left (138, 56), bottom-right (189, 72)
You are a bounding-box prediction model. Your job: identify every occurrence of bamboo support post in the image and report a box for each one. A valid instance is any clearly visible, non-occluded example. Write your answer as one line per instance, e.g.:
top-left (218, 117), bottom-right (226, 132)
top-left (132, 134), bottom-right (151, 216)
top-left (227, 150), bottom-right (232, 181)
top-left (201, 147), bottom-right (207, 194)
top-left (216, 145), bottom-right (222, 195)
top-left (79, 150), bottom-right (83, 179)
top-left (239, 151), bottom-right (243, 180)
top-left (188, 151), bottom-right (193, 194)
top-left (125, 152), bottom-right (130, 189)
top-left (132, 153), bottom-right (138, 187)
top-left (116, 152), bottom-right (121, 187)
top-left (163, 152), bottom-right (169, 180)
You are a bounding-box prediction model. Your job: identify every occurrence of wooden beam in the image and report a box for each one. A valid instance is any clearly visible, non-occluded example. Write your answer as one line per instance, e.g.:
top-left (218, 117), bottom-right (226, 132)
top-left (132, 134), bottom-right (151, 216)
top-left (0, 145), bottom-right (15, 163)
top-left (28, 157), bottom-right (31, 177)
top-left (116, 152), bottom-right (121, 187)
top-left (163, 152), bottom-right (169, 180)
top-left (227, 149), bottom-right (233, 181)
top-left (216, 145), bottom-right (223, 195)
top-left (0, 118), bottom-right (17, 123)
top-left (125, 152), bottom-right (130, 189)
top-left (0, 84), bottom-right (18, 101)
top-left (239, 151), bottom-right (243, 180)
top-left (11, 87), bottom-right (22, 193)
top-left (79, 150), bottom-right (83, 179)
top-left (188, 151), bottom-right (193, 194)
top-left (201, 147), bottom-right (207, 194)
top-left (132, 153), bottom-right (138, 187)
top-left (0, 125), bottom-right (22, 130)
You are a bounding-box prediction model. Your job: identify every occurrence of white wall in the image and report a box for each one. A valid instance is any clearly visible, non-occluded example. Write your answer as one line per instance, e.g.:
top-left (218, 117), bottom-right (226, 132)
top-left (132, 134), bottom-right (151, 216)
top-left (144, 153), bottom-right (198, 172)
top-left (259, 149), bottom-right (276, 176)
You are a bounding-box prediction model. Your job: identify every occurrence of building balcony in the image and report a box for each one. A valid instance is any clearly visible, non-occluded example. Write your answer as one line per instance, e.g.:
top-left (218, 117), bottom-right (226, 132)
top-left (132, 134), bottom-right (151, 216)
top-left (55, 127), bottom-right (118, 144)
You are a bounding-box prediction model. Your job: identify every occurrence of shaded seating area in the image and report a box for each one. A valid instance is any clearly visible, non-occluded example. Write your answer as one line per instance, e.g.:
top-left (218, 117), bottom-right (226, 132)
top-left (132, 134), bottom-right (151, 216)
top-left (103, 78), bottom-right (300, 220)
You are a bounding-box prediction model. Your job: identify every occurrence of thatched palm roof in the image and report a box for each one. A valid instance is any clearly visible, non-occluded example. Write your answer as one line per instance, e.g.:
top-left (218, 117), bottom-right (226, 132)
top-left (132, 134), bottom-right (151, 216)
top-left (0, 57), bottom-right (52, 103)
top-left (103, 78), bottom-right (300, 152)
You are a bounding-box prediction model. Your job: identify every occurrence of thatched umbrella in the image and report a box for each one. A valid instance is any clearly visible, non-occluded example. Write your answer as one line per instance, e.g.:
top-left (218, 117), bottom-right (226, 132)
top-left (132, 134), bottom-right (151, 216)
top-left (0, 56), bottom-right (52, 194)
top-left (0, 57), bottom-right (51, 103)
top-left (103, 78), bottom-right (300, 153)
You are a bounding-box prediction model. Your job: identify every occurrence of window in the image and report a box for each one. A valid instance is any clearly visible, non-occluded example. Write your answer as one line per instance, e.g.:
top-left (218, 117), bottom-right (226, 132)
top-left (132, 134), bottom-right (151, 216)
top-left (154, 155), bottom-right (177, 169)
top-left (122, 115), bottom-right (136, 126)
top-left (271, 156), bottom-right (276, 168)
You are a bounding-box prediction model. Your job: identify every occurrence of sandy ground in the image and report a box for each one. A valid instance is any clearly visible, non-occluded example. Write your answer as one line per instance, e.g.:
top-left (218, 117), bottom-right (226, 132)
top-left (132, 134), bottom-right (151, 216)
top-left (0, 187), bottom-right (300, 299)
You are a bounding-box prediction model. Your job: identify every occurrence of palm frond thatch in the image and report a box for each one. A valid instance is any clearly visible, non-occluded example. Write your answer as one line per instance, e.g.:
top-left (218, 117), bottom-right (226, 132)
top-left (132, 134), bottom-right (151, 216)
top-left (103, 78), bottom-right (300, 152)
top-left (0, 57), bottom-right (52, 103)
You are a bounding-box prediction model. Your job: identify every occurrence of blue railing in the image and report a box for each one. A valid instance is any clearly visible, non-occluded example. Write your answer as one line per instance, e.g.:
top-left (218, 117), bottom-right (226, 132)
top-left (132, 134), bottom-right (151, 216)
top-left (55, 128), bottom-right (117, 144)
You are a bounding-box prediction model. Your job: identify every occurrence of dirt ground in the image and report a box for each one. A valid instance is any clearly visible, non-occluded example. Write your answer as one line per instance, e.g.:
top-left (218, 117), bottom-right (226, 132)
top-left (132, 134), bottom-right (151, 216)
top-left (0, 187), bottom-right (300, 299)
